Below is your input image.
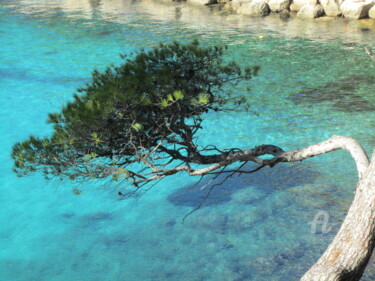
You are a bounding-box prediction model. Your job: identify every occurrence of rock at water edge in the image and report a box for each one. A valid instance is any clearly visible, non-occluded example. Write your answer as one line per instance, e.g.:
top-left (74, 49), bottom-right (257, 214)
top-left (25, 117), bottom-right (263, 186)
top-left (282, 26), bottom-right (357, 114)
top-left (320, 0), bottom-right (344, 16)
top-left (340, 0), bottom-right (375, 19)
top-left (297, 4), bottom-right (325, 17)
top-left (290, 0), bottom-right (318, 12)
top-left (230, 0), bottom-right (251, 10)
top-left (369, 5), bottom-right (375, 17)
top-left (238, 0), bottom-right (271, 15)
top-left (267, 0), bottom-right (292, 12)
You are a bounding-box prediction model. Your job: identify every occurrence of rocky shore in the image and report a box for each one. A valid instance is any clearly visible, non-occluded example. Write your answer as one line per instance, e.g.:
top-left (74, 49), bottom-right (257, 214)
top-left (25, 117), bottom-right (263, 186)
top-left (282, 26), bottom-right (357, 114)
top-left (190, 0), bottom-right (375, 19)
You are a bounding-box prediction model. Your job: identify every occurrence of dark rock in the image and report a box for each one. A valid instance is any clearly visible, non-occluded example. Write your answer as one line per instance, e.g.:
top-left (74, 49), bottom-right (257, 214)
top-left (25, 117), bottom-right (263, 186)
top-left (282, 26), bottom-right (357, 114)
top-left (165, 219), bottom-right (177, 227)
top-left (288, 75), bottom-right (375, 112)
top-left (61, 212), bottom-right (76, 218)
top-left (101, 234), bottom-right (129, 247)
top-left (84, 212), bottom-right (113, 221)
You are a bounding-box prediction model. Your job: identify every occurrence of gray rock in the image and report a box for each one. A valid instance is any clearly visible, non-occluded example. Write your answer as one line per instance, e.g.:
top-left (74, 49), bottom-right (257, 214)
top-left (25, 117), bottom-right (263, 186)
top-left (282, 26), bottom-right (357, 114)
top-left (267, 0), bottom-right (292, 12)
top-left (297, 4), bottom-right (325, 17)
top-left (238, 0), bottom-right (271, 15)
top-left (340, 0), bottom-right (375, 19)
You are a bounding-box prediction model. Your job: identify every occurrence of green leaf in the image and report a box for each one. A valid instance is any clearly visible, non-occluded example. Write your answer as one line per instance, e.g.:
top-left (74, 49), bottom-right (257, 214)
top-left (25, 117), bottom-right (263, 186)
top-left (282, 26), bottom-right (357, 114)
top-left (160, 99), bottom-right (169, 108)
top-left (91, 132), bottom-right (102, 145)
top-left (83, 154), bottom-right (92, 162)
top-left (85, 101), bottom-right (94, 111)
top-left (140, 96), bottom-right (152, 105)
top-left (167, 94), bottom-right (174, 102)
top-left (132, 123), bottom-right (143, 132)
top-left (173, 90), bottom-right (184, 100)
top-left (198, 93), bottom-right (209, 105)
top-left (117, 168), bottom-right (128, 175)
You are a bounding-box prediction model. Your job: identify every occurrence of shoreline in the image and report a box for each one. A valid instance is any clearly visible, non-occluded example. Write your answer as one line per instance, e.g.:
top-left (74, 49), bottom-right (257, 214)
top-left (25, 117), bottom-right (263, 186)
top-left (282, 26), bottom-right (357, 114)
top-left (7, 0), bottom-right (375, 39)
top-left (188, 0), bottom-right (375, 20)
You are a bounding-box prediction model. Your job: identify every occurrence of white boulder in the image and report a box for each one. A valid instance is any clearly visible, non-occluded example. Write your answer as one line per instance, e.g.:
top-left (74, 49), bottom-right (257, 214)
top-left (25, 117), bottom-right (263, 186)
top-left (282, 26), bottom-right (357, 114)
top-left (320, 0), bottom-right (344, 16)
top-left (238, 0), bottom-right (271, 15)
top-left (340, 0), bottom-right (375, 19)
top-left (230, 0), bottom-right (251, 9)
top-left (297, 4), bottom-right (325, 17)
top-left (267, 0), bottom-right (292, 12)
top-left (369, 4), bottom-right (375, 17)
top-left (290, 0), bottom-right (318, 12)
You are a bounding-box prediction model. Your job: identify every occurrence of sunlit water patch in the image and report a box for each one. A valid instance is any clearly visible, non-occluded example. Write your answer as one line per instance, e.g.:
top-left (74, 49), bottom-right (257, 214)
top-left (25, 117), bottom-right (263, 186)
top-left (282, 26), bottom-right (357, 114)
top-left (1, 0), bottom-right (375, 280)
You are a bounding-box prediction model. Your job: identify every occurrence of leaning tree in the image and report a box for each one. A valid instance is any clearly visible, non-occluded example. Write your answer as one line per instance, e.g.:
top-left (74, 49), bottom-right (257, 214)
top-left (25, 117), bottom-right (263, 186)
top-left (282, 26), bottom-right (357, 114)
top-left (12, 41), bottom-right (374, 280)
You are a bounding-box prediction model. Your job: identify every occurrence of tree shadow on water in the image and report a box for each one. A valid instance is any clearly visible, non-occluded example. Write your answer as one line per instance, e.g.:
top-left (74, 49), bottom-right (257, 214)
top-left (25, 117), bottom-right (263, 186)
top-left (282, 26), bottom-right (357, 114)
top-left (168, 163), bottom-right (319, 208)
top-left (288, 75), bottom-right (375, 112)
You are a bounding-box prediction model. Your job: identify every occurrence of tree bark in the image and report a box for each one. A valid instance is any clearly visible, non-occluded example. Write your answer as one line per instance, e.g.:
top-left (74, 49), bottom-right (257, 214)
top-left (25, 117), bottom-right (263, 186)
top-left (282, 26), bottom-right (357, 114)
top-left (301, 150), bottom-right (375, 281)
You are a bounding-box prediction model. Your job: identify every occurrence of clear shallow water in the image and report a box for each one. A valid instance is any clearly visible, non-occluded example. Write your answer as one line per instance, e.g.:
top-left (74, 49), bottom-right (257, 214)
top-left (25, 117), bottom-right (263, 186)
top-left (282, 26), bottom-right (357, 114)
top-left (1, 0), bottom-right (375, 280)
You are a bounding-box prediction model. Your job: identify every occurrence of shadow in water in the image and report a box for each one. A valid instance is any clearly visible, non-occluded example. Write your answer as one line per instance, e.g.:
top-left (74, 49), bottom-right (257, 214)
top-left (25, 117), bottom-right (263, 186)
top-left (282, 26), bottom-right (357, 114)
top-left (288, 75), bottom-right (375, 112)
top-left (168, 163), bottom-right (319, 207)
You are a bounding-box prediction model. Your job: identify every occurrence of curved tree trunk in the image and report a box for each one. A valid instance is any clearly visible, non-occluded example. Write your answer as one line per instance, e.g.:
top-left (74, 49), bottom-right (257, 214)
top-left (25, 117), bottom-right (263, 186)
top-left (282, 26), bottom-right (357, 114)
top-left (301, 151), bottom-right (375, 281)
top-left (191, 136), bottom-right (375, 280)
top-left (142, 135), bottom-right (375, 280)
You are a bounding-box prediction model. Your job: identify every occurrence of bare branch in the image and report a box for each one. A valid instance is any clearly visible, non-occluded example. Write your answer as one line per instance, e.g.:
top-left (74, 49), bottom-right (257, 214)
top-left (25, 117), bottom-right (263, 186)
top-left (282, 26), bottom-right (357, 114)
top-left (131, 136), bottom-right (369, 185)
top-left (266, 135), bottom-right (369, 179)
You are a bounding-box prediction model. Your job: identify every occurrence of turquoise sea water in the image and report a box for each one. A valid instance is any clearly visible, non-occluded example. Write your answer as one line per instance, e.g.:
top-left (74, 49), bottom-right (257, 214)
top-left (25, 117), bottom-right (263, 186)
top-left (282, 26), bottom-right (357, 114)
top-left (1, 0), bottom-right (375, 280)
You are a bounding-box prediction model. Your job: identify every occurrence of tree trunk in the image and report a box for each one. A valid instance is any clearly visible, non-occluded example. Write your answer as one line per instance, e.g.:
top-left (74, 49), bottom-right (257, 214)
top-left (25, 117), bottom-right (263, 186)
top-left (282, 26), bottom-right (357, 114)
top-left (142, 135), bottom-right (375, 280)
top-left (301, 151), bottom-right (375, 280)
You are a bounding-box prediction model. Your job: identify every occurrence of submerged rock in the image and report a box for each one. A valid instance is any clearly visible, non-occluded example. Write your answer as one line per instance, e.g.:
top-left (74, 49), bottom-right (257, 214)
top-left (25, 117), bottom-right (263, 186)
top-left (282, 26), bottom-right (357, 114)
top-left (186, 209), bottom-right (229, 231)
top-left (288, 75), bottom-right (375, 112)
top-left (165, 219), bottom-right (177, 227)
top-left (248, 243), bottom-right (309, 280)
top-left (225, 210), bottom-right (269, 232)
top-left (229, 243), bottom-right (308, 280)
top-left (83, 212), bottom-right (113, 221)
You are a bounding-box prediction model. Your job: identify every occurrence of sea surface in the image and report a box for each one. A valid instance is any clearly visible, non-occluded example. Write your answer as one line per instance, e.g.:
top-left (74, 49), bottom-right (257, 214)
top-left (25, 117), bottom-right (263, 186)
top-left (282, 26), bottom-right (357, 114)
top-left (1, 0), bottom-right (375, 280)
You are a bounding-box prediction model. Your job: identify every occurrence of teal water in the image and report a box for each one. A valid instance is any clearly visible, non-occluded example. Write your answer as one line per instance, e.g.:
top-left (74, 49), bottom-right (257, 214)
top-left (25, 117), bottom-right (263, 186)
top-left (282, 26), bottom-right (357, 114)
top-left (1, 0), bottom-right (375, 280)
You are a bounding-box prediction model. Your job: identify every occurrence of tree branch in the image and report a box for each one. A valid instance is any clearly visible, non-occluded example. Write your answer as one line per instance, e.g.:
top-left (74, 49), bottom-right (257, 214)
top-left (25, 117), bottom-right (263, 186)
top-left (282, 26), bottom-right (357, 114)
top-left (137, 135), bottom-right (369, 184)
top-left (267, 135), bottom-right (369, 179)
